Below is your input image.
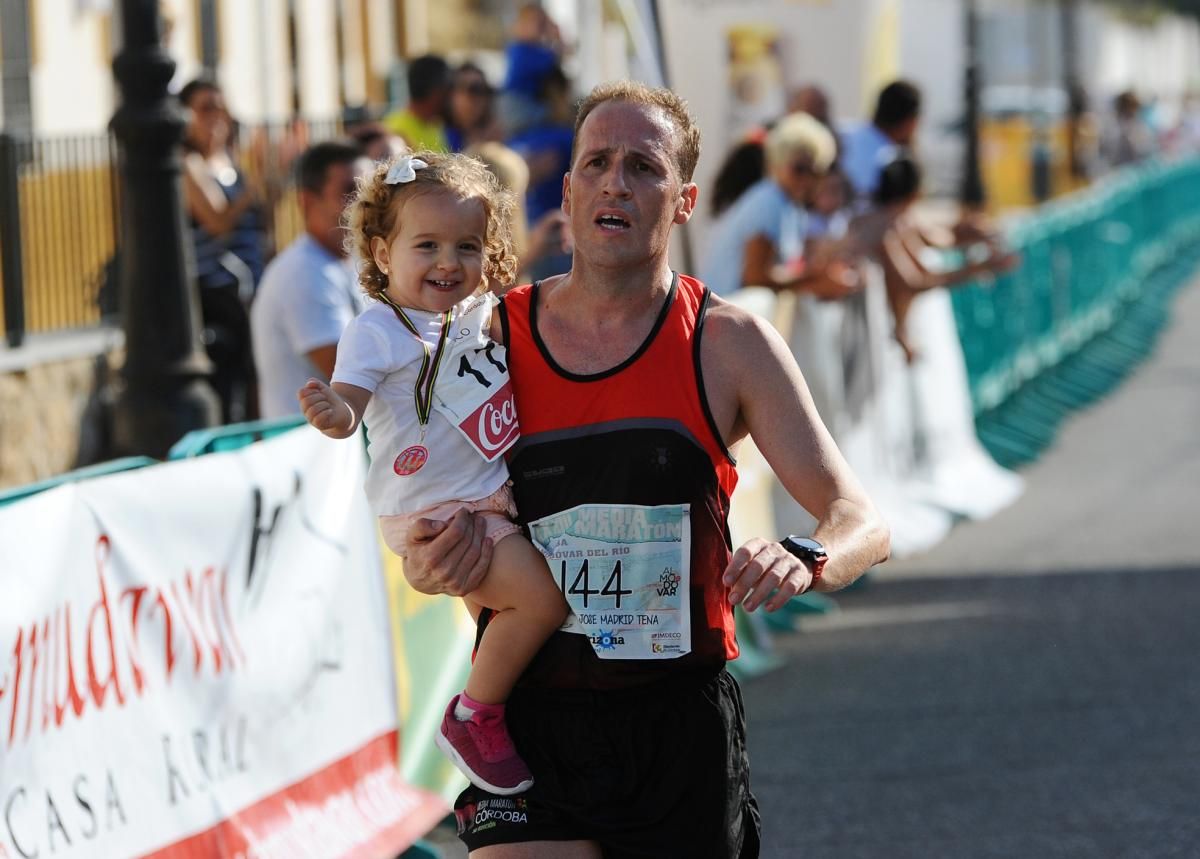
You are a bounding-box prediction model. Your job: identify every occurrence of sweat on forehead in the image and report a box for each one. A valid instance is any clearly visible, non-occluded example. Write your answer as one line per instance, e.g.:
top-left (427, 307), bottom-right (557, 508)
top-left (571, 83), bottom-right (702, 182)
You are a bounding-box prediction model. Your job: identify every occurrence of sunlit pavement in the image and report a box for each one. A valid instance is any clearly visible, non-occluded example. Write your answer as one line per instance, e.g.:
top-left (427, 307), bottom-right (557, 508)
top-left (745, 277), bottom-right (1200, 858)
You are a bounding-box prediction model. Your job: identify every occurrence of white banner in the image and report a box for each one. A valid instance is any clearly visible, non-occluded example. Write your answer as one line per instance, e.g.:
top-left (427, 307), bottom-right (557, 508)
top-left (0, 428), bottom-right (445, 859)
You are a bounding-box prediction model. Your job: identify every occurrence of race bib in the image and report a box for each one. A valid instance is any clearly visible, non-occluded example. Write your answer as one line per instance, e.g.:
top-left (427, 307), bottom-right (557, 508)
top-left (528, 503), bottom-right (691, 660)
top-left (432, 295), bottom-right (519, 462)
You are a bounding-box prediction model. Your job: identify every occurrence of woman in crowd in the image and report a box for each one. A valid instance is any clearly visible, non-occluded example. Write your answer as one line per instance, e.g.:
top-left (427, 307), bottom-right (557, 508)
top-left (179, 78), bottom-right (267, 422)
top-left (700, 112), bottom-right (858, 300)
top-left (445, 62), bottom-right (503, 152)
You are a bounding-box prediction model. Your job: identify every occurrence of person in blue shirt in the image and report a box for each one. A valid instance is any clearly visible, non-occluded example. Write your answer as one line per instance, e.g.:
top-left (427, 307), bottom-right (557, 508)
top-left (839, 80), bottom-right (921, 204)
top-left (507, 64), bottom-right (574, 280)
top-left (251, 142), bottom-right (369, 419)
top-left (700, 112), bottom-right (857, 299)
top-left (499, 3), bottom-right (564, 136)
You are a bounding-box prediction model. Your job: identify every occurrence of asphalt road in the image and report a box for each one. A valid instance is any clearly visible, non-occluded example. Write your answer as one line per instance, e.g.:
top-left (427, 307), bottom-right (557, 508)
top-left (744, 277), bottom-right (1200, 858)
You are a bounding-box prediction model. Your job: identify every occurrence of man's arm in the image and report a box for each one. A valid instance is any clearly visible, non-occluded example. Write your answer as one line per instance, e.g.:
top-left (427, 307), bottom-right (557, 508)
top-left (701, 300), bottom-right (890, 610)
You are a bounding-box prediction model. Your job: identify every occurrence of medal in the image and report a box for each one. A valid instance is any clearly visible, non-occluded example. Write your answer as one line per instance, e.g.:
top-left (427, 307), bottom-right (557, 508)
top-left (379, 293), bottom-right (453, 474)
top-left (393, 445), bottom-right (429, 476)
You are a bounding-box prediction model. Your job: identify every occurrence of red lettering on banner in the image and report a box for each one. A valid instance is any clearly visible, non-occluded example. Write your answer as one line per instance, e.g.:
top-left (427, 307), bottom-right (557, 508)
top-left (460, 382), bottom-right (520, 458)
top-left (87, 537), bottom-right (125, 708)
top-left (0, 534), bottom-right (245, 749)
top-left (140, 731), bottom-right (446, 859)
top-left (52, 606), bottom-right (87, 727)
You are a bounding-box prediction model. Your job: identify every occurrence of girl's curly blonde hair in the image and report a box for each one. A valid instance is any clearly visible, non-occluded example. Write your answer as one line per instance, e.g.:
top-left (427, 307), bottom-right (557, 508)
top-left (344, 150), bottom-right (519, 297)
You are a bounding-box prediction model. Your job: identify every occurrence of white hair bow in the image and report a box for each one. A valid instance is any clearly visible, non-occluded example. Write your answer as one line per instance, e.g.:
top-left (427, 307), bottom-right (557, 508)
top-left (384, 155), bottom-right (428, 185)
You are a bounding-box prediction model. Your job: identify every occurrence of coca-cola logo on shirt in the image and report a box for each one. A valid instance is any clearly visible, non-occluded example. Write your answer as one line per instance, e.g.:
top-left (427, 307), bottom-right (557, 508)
top-left (459, 381), bottom-right (520, 461)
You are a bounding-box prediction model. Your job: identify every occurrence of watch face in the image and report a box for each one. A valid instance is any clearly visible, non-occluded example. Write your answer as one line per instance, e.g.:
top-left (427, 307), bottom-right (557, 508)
top-left (787, 536), bottom-right (825, 555)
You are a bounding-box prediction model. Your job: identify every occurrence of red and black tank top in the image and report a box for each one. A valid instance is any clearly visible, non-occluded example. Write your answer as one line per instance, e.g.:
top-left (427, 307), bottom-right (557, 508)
top-left (498, 272), bottom-right (740, 690)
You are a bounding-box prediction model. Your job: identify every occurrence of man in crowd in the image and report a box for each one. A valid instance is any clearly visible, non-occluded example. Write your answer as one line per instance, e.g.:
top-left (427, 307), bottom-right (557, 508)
top-left (251, 141), bottom-right (367, 419)
top-left (840, 79), bottom-right (921, 203)
top-left (384, 54), bottom-right (452, 152)
top-left (402, 81), bottom-right (890, 858)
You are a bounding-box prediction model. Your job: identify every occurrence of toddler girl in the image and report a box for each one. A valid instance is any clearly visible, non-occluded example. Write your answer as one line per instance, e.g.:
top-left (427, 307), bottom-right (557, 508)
top-left (299, 151), bottom-right (567, 795)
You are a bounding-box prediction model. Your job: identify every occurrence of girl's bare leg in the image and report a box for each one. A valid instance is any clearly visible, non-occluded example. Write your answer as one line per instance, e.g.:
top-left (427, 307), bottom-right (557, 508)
top-left (462, 533), bottom-right (567, 705)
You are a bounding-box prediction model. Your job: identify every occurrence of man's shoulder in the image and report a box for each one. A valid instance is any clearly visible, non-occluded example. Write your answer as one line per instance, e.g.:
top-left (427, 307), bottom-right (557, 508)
top-left (262, 235), bottom-right (313, 275)
top-left (837, 119), bottom-right (877, 144)
top-left (263, 237), bottom-right (346, 286)
top-left (695, 287), bottom-right (775, 345)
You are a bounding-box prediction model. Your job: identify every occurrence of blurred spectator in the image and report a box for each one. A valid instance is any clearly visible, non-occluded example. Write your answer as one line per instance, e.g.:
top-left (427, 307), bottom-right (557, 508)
top-left (851, 155), bottom-right (1016, 363)
top-left (1066, 83), bottom-right (1100, 181)
top-left (784, 84), bottom-right (849, 239)
top-left (1102, 90), bottom-right (1155, 169)
top-left (1178, 91), bottom-right (1200, 153)
top-left (344, 104), bottom-right (408, 161)
top-left (788, 85), bottom-right (833, 129)
top-left (710, 137), bottom-right (766, 217)
top-left (446, 62), bottom-right (503, 152)
top-left (840, 79), bottom-right (921, 203)
top-left (700, 112), bottom-right (854, 298)
top-left (349, 121), bottom-right (408, 162)
top-left (251, 141), bottom-right (369, 419)
top-left (711, 84), bottom-right (840, 220)
top-left (500, 3), bottom-right (564, 135)
top-left (505, 64), bottom-right (575, 280)
top-left (384, 54), bottom-right (452, 152)
top-left (468, 141), bottom-right (571, 285)
top-left (507, 65), bottom-right (574, 226)
top-left (179, 77), bottom-right (268, 423)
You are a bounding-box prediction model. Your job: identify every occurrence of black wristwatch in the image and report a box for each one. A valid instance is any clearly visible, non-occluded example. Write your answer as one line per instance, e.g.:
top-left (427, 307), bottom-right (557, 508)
top-left (780, 536), bottom-right (828, 587)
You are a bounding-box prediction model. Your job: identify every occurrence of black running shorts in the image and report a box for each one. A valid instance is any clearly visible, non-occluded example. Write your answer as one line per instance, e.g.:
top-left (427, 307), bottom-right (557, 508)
top-left (453, 669), bottom-right (760, 858)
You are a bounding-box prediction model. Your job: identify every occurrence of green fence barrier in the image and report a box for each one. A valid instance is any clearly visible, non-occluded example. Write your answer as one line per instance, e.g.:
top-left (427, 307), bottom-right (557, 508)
top-left (0, 456), bottom-right (157, 508)
top-left (953, 157), bottom-right (1200, 467)
top-left (168, 415), bottom-right (307, 459)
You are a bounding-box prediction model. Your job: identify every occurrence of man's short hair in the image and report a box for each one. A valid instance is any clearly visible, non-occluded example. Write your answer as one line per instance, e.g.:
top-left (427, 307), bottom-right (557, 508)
top-left (873, 80), bottom-right (922, 129)
top-left (765, 112), bottom-right (837, 173)
top-left (296, 140), bottom-right (362, 194)
top-left (407, 54), bottom-right (451, 102)
top-left (572, 81), bottom-right (701, 183)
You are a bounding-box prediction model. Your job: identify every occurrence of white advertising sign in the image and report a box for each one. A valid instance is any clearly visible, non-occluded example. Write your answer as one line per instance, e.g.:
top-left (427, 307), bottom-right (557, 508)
top-left (0, 429), bottom-right (445, 858)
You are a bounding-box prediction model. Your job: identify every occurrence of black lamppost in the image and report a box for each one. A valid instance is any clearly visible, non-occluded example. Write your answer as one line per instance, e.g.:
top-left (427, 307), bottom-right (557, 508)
top-left (1060, 0), bottom-right (1086, 180)
top-left (961, 0), bottom-right (986, 207)
top-left (110, 0), bottom-right (218, 457)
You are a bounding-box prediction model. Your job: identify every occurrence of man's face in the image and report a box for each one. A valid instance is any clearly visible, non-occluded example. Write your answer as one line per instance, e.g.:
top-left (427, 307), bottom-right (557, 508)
top-left (306, 161), bottom-right (360, 254)
top-left (562, 101), bottom-right (696, 272)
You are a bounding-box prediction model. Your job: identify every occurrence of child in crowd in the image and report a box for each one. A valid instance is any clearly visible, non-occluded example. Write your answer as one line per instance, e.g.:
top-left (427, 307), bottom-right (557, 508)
top-left (852, 155), bottom-right (1018, 362)
top-left (298, 151), bottom-right (567, 795)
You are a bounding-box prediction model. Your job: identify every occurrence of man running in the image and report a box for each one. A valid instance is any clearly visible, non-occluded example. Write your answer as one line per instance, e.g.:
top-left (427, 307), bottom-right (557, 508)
top-left (404, 81), bottom-right (891, 858)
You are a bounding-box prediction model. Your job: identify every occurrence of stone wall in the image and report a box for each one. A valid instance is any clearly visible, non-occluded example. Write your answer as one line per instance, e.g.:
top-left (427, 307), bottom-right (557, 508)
top-left (0, 344), bottom-right (118, 491)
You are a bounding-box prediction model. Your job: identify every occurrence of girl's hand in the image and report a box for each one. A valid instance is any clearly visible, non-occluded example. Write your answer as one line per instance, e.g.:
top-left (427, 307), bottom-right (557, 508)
top-left (298, 379), bottom-right (353, 436)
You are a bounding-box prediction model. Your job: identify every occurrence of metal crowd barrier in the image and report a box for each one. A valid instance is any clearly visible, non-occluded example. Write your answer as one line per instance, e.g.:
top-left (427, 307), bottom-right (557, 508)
top-left (952, 156), bottom-right (1200, 467)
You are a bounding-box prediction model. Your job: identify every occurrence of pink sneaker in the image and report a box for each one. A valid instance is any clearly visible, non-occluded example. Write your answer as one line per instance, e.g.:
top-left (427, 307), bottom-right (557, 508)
top-left (436, 695), bottom-right (534, 795)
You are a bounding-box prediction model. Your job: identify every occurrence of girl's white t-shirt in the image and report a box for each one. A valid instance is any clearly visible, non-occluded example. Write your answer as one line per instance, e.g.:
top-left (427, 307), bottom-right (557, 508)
top-left (332, 291), bottom-right (516, 517)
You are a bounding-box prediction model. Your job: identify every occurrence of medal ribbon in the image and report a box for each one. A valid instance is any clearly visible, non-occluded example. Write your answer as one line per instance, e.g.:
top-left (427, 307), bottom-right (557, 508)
top-left (378, 293), bottom-right (452, 431)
